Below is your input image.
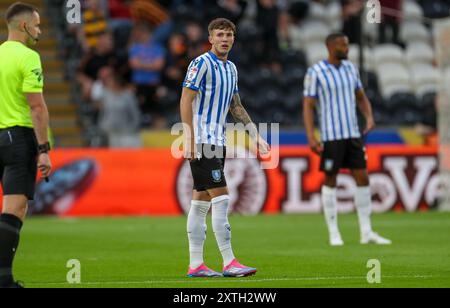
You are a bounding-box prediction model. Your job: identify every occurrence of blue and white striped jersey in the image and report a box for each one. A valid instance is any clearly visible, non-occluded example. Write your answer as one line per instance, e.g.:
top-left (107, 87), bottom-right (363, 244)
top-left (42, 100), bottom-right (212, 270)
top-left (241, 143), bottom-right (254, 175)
top-left (183, 51), bottom-right (238, 147)
top-left (304, 60), bottom-right (363, 142)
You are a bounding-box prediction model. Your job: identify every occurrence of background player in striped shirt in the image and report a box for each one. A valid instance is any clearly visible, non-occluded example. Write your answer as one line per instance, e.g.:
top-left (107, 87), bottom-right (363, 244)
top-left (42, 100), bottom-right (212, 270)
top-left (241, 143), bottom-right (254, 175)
top-left (303, 33), bottom-right (391, 247)
top-left (180, 18), bottom-right (270, 277)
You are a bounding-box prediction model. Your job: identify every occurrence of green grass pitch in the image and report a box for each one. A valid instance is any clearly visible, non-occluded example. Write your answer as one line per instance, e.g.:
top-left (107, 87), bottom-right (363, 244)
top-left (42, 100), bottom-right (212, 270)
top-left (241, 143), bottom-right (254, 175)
top-left (15, 212), bottom-right (450, 288)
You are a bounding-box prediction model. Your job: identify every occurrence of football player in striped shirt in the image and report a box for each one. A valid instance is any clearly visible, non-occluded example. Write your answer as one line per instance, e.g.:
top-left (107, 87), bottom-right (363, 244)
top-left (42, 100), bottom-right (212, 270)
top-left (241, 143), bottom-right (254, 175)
top-left (180, 18), bottom-right (270, 277)
top-left (303, 33), bottom-right (391, 246)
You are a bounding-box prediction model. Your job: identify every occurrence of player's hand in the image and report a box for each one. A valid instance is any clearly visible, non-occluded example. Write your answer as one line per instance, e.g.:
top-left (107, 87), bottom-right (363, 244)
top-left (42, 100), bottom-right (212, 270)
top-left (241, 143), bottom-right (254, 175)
top-left (364, 117), bottom-right (376, 135)
top-left (38, 153), bottom-right (52, 178)
top-left (309, 138), bottom-right (323, 155)
top-left (257, 135), bottom-right (270, 155)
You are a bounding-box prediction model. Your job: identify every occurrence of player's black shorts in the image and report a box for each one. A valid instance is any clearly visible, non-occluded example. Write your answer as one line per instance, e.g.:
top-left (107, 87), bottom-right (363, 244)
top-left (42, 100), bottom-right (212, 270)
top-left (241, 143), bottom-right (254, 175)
top-left (0, 126), bottom-right (38, 200)
top-left (189, 144), bottom-right (227, 192)
top-left (320, 138), bottom-right (367, 174)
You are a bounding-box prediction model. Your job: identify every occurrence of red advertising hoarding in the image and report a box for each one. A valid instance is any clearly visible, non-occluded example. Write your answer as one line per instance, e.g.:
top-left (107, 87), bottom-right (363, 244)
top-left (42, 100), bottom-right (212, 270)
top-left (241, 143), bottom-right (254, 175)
top-left (0, 146), bottom-right (440, 216)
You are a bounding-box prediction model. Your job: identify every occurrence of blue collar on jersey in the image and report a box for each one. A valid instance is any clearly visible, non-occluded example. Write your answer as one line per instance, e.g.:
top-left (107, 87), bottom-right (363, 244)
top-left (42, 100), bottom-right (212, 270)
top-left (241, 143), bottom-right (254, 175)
top-left (208, 51), bottom-right (228, 64)
top-left (324, 60), bottom-right (343, 69)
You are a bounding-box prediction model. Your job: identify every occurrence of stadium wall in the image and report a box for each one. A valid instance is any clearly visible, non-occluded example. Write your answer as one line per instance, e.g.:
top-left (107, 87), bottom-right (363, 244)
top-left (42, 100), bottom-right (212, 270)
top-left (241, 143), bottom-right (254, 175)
top-left (0, 146), bottom-right (440, 216)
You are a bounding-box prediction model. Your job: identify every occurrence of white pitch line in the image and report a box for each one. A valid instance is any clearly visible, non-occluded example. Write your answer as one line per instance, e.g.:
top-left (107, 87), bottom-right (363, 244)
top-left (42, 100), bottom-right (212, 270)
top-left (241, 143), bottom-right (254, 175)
top-left (27, 275), bottom-right (435, 286)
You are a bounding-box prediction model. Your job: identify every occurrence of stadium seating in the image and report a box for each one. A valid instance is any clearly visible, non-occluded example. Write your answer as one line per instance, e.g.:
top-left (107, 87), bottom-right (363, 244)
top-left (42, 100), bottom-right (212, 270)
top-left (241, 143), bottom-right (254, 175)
top-left (419, 92), bottom-right (437, 111)
top-left (373, 44), bottom-right (405, 65)
top-left (376, 63), bottom-right (411, 98)
top-left (410, 63), bottom-right (440, 97)
top-left (305, 42), bottom-right (329, 67)
top-left (400, 22), bottom-right (430, 43)
top-left (309, 1), bottom-right (328, 22)
top-left (349, 45), bottom-right (375, 71)
top-left (325, 1), bottom-right (342, 32)
top-left (300, 21), bottom-right (331, 46)
top-left (52, 0), bottom-right (442, 137)
top-left (406, 42), bottom-right (435, 65)
top-left (404, 0), bottom-right (425, 21)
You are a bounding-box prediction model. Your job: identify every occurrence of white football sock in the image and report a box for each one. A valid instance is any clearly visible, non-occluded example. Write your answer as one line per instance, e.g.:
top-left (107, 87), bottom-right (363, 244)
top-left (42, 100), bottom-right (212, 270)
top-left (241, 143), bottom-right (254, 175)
top-left (322, 186), bottom-right (340, 236)
top-left (211, 195), bottom-right (235, 267)
top-left (355, 186), bottom-right (373, 237)
top-left (187, 200), bottom-right (211, 269)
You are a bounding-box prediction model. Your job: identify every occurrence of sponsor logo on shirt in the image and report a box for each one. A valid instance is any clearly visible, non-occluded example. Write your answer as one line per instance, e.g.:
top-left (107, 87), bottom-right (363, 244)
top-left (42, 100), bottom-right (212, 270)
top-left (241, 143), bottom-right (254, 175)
top-left (31, 68), bottom-right (43, 83)
top-left (186, 66), bottom-right (198, 83)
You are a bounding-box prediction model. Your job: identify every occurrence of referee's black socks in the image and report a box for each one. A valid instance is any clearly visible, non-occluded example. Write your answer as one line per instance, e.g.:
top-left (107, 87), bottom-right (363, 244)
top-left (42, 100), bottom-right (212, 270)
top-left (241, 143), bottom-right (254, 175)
top-left (0, 214), bottom-right (23, 287)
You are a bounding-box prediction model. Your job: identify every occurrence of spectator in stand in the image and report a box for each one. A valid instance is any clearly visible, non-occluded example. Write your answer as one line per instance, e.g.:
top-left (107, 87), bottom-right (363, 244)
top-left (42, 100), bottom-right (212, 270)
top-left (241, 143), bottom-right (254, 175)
top-left (164, 0), bottom-right (205, 11)
top-left (163, 32), bottom-right (189, 90)
top-left (108, 0), bottom-right (131, 21)
top-left (287, 0), bottom-right (310, 21)
top-left (91, 66), bottom-right (142, 148)
top-left (133, 0), bottom-right (170, 26)
top-left (184, 21), bottom-right (209, 59)
top-left (379, 0), bottom-right (403, 46)
top-left (108, 0), bottom-right (133, 31)
top-left (127, 0), bottom-right (173, 45)
top-left (284, 0), bottom-right (311, 51)
top-left (341, 0), bottom-right (364, 44)
top-left (418, 0), bottom-right (450, 19)
top-left (277, 2), bottom-right (292, 51)
top-left (256, 0), bottom-right (281, 66)
top-left (129, 22), bottom-right (167, 128)
top-left (82, 0), bottom-right (108, 51)
top-left (77, 32), bottom-right (128, 100)
top-left (208, 0), bottom-right (248, 25)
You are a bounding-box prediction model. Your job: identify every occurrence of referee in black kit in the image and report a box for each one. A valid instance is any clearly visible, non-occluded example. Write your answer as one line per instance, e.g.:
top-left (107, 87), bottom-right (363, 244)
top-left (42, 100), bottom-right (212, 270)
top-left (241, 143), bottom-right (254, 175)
top-left (0, 2), bottom-right (51, 288)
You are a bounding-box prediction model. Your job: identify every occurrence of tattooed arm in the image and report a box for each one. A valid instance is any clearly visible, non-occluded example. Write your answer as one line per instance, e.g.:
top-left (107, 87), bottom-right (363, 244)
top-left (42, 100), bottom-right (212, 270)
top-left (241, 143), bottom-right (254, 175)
top-left (230, 93), bottom-right (270, 154)
top-left (230, 93), bottom-right (254, 128)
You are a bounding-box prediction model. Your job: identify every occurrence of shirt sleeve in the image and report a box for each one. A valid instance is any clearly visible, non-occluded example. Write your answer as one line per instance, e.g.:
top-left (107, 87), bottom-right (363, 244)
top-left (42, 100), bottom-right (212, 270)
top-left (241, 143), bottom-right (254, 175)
top-left (303, 68), bottom-right (319, 98)
top-left (352, 64), bottom-right (363, 91)
top-left (183, 58), bottom-right (207, 91)
top-left (22, 52), bottom-right (43, 93)
top-left (233, 64), bottom-right (239, 94)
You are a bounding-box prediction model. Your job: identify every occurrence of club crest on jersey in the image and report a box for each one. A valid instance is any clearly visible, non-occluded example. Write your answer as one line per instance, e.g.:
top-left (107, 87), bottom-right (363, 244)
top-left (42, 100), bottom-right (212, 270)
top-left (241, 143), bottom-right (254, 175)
top-left (212, 170), bottom-right (222, 183)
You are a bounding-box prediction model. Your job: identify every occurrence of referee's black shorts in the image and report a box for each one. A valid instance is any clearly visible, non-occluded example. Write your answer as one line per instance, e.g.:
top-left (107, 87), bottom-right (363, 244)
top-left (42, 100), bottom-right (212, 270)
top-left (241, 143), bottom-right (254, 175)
top-left (320, 138), bottom-right (367, 174)
top-left (0, 126), bottom-right (38, 200)
top-left (189, 144), bottom-right (227, 192)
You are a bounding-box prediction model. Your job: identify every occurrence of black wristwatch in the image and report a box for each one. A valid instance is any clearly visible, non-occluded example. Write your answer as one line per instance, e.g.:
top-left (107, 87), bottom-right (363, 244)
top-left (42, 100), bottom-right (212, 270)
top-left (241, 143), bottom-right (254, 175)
top-left (37, 142), bottom-right (51, 154)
